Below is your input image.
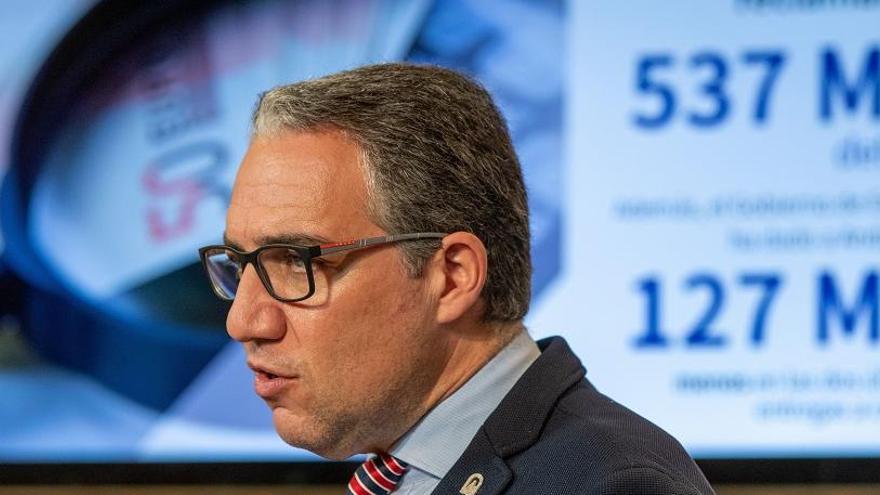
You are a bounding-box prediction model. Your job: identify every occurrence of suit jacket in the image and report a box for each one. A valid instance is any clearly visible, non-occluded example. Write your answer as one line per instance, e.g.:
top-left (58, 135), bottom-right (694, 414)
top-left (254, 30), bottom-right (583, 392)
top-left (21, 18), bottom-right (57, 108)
top-left (431, 337), bottom-right (716, 495)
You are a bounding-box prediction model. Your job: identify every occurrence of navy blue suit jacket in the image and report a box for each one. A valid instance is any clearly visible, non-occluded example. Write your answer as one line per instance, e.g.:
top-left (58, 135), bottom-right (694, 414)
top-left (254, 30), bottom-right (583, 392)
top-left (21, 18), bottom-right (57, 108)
top-left (432, 337), bottom-right (715, 494)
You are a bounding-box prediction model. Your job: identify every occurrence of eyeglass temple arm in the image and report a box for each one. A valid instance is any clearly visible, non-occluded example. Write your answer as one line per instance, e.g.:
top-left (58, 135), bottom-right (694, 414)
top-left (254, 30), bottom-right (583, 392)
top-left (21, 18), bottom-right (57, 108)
top-left (316, 232), bottom-right (447, 256)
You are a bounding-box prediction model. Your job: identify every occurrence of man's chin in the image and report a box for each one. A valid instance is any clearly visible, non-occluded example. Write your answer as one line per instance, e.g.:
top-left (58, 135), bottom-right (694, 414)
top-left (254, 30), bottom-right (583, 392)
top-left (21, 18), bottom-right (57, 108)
top-left (272, 407), bottom-right (357, 460)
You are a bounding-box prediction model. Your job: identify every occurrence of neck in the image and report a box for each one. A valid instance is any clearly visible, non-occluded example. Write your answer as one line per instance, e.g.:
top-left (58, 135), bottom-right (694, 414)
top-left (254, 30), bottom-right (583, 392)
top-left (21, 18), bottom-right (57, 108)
top-left (414, 320), bottom-right (524, 430)
top-left (431, 321), bottom-right (523, 405)
top-left (367, 320), bottom-right (524, 455)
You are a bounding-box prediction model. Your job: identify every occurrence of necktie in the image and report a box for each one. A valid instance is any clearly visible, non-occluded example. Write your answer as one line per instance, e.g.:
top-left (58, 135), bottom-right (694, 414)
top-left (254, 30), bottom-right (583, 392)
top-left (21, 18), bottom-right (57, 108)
top-left (346, 453), bottom-right (409, 495)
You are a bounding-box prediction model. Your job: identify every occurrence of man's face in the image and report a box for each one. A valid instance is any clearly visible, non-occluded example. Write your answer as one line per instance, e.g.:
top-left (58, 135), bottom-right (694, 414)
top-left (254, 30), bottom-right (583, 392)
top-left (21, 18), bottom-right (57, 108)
top-left (224, 129), bottom-right (448, 459)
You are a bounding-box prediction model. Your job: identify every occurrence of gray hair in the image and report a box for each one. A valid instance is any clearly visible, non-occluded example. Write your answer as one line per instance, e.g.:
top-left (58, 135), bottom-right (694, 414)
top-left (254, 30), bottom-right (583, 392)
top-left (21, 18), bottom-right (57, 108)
top-left (252, 63), bottom-right (531, 322)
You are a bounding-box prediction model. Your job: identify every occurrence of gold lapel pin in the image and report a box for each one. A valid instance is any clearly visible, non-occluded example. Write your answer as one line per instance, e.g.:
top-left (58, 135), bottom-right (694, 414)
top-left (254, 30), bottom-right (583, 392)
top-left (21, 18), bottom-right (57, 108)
top-left (459, 473), bottom-right (485, 495)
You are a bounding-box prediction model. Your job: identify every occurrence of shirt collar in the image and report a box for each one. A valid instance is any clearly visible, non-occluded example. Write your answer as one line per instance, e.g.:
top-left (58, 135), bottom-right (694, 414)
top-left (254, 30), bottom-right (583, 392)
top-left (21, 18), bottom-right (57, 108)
top-left (390, 330), bottom-right (540, 479)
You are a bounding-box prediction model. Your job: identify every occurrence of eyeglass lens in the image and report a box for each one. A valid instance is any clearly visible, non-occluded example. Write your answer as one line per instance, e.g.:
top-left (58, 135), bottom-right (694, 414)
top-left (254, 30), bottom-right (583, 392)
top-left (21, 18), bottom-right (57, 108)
top-left (257, 247), bottom-right (311, 300)
top-left (204, 248), bottom-right (242, 299)
top-left (204, 247), bottom-right (312, 301)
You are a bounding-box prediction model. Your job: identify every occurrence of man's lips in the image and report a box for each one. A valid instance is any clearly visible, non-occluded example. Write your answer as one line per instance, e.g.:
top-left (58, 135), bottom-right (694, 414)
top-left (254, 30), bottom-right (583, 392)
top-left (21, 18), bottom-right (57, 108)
top-left (248, 362), bottom-right (297, 399)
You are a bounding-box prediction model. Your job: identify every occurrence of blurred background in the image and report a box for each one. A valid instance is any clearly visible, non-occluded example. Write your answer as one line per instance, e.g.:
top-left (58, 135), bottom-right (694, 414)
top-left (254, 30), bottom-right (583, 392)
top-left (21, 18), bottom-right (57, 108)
top-left (0, 0), bottom-right (877, 492)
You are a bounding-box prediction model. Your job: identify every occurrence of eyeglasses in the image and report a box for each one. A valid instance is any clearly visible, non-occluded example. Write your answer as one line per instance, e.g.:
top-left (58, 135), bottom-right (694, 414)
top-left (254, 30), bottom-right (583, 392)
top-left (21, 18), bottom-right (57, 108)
top-left (198, 232), bottom-right (447, 302)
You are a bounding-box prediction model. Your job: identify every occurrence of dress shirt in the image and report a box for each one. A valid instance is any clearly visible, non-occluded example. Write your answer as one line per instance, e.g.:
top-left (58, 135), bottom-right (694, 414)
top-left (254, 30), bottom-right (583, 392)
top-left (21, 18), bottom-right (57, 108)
top-left (389, 330), bottom-right (541, 494)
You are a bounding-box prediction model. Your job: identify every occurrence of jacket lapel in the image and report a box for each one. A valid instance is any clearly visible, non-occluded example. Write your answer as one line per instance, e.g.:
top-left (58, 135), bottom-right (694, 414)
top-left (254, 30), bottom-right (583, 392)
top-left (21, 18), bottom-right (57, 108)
top-left (430, 428), bottom-right (511, 495)
top-left (430, 337), bottom-right (586, 494)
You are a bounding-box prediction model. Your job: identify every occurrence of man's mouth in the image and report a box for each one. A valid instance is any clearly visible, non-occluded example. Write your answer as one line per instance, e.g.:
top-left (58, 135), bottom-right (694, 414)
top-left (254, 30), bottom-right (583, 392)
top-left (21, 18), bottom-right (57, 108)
top-left (248, 362), bottom-right (296, 399)
top-left (259, 370), bottom-right (278, 380)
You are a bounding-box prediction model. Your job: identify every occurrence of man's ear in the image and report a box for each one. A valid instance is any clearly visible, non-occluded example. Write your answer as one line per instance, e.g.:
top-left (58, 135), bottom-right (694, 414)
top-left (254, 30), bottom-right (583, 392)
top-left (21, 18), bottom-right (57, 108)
top-left (428, 232), bottom-right (488, 324)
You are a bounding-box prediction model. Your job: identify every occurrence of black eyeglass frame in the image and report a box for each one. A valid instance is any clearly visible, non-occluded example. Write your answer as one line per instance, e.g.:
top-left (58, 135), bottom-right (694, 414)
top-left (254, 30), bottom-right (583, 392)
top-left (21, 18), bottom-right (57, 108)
top-left (198, 232), bottom-right (447, 303)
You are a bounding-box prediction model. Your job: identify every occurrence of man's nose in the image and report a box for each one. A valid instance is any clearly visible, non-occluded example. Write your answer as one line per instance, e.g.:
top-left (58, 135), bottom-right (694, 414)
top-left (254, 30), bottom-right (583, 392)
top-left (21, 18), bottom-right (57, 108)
top-left (226, 264), bottom-right (286, 342)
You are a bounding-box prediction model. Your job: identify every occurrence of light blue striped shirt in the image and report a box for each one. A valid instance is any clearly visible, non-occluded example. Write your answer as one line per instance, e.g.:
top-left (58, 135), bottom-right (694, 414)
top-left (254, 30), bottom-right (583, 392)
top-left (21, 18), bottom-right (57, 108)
top-left (389, 330), bottom-right (540, 494)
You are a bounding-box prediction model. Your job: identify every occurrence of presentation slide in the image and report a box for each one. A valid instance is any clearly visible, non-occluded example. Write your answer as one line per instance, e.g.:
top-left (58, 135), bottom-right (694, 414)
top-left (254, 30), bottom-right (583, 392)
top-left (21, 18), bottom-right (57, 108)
top-left (531, 0), bottom-right (880, 458)
top-left (1, 0), bottom-right (878, 463)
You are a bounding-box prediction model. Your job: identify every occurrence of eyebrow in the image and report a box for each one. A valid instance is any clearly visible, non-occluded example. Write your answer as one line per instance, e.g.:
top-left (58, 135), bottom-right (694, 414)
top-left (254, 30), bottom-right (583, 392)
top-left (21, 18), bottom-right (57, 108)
top-left (222, 232), bottom-right (332, 250)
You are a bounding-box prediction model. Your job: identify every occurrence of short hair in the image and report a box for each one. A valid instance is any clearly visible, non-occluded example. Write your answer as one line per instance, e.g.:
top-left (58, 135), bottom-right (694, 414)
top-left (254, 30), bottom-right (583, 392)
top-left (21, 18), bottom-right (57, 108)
top-left (252, 63), bottom-right (531, 322)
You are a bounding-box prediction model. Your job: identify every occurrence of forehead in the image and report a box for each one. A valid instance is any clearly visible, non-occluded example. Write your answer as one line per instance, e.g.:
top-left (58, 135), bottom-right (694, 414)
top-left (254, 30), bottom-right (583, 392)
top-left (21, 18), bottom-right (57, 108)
top-left (225, 129), bottom-right (375, 248)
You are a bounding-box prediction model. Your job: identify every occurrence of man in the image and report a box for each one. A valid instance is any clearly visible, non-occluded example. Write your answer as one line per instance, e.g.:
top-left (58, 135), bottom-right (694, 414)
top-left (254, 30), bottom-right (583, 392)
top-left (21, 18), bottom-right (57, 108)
top-left (199, 63), bottom-right (715, 494)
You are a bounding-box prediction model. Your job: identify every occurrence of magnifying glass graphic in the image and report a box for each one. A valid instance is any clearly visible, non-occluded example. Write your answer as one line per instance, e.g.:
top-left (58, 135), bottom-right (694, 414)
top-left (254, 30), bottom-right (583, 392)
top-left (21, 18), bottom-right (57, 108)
top-left (1, 0), bottom-right (562, 431)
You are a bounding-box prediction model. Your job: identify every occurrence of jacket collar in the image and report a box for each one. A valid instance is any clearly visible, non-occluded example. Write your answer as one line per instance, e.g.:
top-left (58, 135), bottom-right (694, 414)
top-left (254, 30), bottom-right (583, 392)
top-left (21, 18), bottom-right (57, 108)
top-left (431, 336), bottom-right (586, 495)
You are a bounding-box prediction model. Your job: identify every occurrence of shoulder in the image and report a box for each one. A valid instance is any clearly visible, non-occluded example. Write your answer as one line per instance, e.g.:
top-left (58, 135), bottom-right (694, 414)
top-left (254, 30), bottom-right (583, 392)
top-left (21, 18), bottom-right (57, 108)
top-left (596, 465), bottom-right (711, 495)
top-left (506, 378), bottom-right (715, 495)
top-left (466, 336), bottom-right (715, 494)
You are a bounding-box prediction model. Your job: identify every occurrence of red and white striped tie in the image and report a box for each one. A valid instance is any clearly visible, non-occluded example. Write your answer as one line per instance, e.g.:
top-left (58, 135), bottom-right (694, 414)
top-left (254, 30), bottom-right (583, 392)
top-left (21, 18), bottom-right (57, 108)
top-left (346, 453), bottom-right (409, 495)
